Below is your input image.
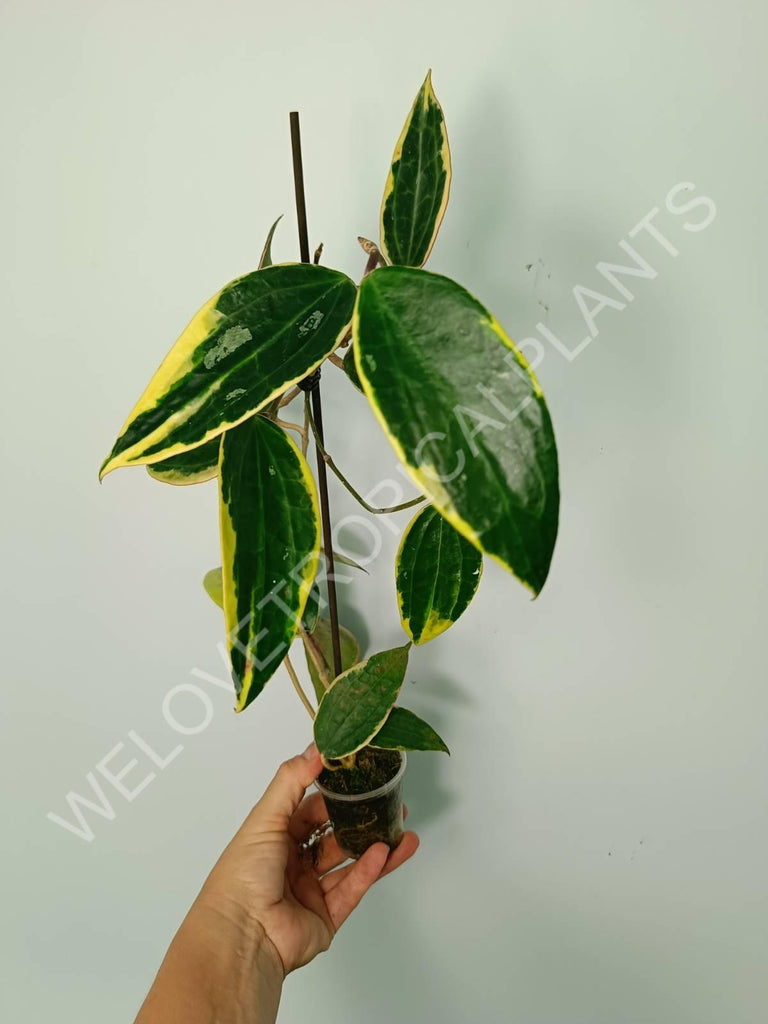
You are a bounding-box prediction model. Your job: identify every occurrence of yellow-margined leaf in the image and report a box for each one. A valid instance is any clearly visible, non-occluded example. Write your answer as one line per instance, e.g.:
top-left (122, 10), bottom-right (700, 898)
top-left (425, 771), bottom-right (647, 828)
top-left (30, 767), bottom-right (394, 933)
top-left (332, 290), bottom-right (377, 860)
top-left (100, 263), bottom-right (356, 478)
top-left (396, 504), bottom-right (482, 644)
top-left (219, 416), bottom-right (320, 712)
top-left (379, 70), bottom-right (451, 268)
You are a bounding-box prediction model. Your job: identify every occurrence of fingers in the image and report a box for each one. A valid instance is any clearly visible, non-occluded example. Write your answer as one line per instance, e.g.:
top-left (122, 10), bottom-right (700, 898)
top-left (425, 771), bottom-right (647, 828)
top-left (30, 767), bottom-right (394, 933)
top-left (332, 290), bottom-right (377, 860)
top-left (378, 830), bottom-right (419, 880)
top-left (324, 842), bottom-right (390, 930)
top-left (321, 831), bottom-right (419, 902)
top-left (313, 804), bottom-right (410, 875)
top-left (288, 791), bottom-right (329, 841)
top-left (289, 793), bottom-right (352, 875)
top-left (293, 800), bottom-right (411, 875)
top-left (248, 743), bottom-right (323, 830)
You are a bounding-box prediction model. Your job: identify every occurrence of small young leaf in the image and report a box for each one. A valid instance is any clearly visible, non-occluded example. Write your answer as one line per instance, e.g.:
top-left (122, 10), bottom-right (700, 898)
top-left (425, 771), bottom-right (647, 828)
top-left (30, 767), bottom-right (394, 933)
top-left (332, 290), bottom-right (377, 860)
top-left (326, 548), bottom-right (368, 574)
top-left (313, 644), bottom-right (410, 760)
top-left (354, 266), bottom-right (559, 595)
top-left (220, 416), bottom-right (320, 712)
top-left (304, 617), bottom-right (361, 703)
top-left (203, 567), bottom-right (224, 609)
top-left (258, 215), bottom-right (283, 269)
top-left (396, 505), bottom-right (482, 644)
top-left (370, 706), bottom-right (449, 754)
top-left (100, 263), bottom-right (356, 478)
top-left (379, 70), bottom-right (451, 268)
top-left (147, 436), bottom-right (221, 486)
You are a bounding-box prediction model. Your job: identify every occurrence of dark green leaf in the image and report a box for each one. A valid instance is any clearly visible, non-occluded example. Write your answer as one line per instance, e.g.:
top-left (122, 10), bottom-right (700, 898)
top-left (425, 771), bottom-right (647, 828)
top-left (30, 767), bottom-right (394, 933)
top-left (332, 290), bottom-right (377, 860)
top-left (379, 70), bottom-right (451, 268)
top-left (342, 347), bottom-right (364, 392)
top-left (147, 436), bottom-right (221, 485)
top-left (304, 617), bottom-right (361, 704)
top-left (100, 263), bottom-right (356, 477)
top-left (371, 706), bottom-right (449, 754)
top-left (302, 581), bottom-right (321, 634)
top-left (396, 505), bottom-right (482, 643)
top-left (313, 644), bottom-right (410, 759)
top-left (354, 266), bottom-right (559, 595)
top-left (219, 416), bottom-right (320, 712)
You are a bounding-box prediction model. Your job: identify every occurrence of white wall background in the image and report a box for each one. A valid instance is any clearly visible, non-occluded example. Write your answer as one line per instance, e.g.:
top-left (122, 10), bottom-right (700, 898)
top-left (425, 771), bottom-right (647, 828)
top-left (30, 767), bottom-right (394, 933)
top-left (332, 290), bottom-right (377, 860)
top-left (2, 1), bottom-right (766, 1021)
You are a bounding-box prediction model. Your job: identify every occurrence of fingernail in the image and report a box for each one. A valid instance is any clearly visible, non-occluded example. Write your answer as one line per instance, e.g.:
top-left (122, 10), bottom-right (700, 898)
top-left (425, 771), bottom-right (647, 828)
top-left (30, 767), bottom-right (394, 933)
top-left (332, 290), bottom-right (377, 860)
top-left (302, 742), bottom-right (317, 760)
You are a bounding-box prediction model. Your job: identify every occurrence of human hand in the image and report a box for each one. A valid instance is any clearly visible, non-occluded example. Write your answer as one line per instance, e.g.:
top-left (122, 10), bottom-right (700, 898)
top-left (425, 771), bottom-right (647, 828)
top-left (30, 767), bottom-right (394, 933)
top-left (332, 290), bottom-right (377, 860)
top-left (136, 743), bottom-right (418, 1024)
top-left (198, 742), bottom-right (419, 975)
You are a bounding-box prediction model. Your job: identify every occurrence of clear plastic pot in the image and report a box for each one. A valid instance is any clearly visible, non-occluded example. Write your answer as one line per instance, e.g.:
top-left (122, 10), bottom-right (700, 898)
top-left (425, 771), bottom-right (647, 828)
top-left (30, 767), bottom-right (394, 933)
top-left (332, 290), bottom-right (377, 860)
top-left (315, 751), bottom-right (406, 859)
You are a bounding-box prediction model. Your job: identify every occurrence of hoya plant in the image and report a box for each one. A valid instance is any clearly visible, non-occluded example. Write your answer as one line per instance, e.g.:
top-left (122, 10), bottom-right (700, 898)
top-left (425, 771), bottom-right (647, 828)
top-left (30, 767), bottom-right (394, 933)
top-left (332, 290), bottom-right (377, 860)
top-left (101, 72), bottom-right (559, 855)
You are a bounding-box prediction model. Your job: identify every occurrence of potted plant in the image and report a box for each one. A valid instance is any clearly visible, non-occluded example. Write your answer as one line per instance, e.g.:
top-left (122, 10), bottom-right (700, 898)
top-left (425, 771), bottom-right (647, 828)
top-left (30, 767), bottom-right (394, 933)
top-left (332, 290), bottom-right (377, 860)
top-left (100, 71), bottom-right (560, 859)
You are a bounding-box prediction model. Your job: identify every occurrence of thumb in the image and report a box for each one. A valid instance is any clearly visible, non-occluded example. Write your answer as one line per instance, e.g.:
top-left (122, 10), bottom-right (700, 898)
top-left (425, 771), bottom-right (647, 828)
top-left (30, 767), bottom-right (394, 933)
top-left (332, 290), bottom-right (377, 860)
top-left (250, 743), bottom-right (323, 829)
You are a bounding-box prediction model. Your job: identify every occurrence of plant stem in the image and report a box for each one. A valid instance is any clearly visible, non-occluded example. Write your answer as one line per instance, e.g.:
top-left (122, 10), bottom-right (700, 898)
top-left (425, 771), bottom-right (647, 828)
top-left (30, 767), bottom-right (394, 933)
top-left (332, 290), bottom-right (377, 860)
top-left (305, 394), bottom-right (426, 515)
top-left (299, 625), bottom-right (330, 690)
top-left (306, 383), bottom-right (344, 676)
top-left (290, 110), bottom-right (344, 679)
top-left (273, 417), bottom-right (306, 442)
top-left (283, 654), bottom-right (315, 720)
top-left (279, 385), bottom-right (301, 408)
top-left (301, 398), bottom-right (309, 456)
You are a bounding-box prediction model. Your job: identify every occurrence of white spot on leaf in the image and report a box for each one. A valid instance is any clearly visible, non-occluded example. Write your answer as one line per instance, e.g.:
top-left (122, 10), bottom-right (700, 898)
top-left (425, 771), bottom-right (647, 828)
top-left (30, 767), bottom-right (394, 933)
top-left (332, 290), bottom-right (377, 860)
top-left (298, 310), bottom-right (325, 337)
top-left (203, 326), bottom-right (252, 369)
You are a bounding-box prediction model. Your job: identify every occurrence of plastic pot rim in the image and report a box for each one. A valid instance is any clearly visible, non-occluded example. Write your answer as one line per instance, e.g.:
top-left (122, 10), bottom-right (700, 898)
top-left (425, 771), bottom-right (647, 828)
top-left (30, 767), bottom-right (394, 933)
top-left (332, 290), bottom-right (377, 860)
top-left (314, 750), bottom-right (407, 803)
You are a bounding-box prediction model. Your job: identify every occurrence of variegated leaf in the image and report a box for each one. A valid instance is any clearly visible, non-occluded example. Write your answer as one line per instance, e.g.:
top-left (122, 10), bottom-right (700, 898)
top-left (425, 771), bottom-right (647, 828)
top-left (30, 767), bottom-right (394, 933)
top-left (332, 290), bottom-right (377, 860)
top-left (147, 437), bottom-right (221, 485)
top-left (396, 505), bottom-right (482, 644)
top-left (100, 263), bottom-right (356, 478)
top-left (219, 416), bottom-right (320, 712)
top-left (146, 217), bottom-right (285, 486)
top-left (203, 546), bottom-right (365, 616)
top-left (379, 70), bottom-right (451, 268)
top-left (313, 645), bottom-right (410, 760)
top-left (354, 266), bottom-right (559, 595)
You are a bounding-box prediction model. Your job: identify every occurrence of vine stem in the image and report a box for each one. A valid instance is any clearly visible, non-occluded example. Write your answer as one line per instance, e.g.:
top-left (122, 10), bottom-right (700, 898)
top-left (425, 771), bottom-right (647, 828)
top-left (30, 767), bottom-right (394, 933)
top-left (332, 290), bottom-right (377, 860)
top-left (305, 394), bottom-right (426, 516)
top-left (272, 417), bottom-right (306, 443)
top-left (299, 625), bottom-right (330, 691)
top-left (283, 654), bottom-right (315, 720)
top-left (301, 398), bottom-right (309, 456)
top-left (290, 111), bottom-right (343, 679)
top-left (279, 385), bottom-right (301, 408)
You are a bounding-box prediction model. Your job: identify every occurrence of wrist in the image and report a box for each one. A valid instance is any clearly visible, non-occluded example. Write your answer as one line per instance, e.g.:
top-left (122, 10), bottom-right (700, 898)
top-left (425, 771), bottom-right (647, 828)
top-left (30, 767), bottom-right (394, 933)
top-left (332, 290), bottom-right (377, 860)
top-left (136, 900), bottom-right (284, 1024)
top-left (186, 895), bottom-right (285, 988)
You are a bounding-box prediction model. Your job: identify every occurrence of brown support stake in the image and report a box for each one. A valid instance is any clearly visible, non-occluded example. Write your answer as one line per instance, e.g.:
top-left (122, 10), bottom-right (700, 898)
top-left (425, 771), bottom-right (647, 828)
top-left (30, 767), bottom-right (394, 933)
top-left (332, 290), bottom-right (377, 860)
top-left (289, 111), bottom-right (344, 679)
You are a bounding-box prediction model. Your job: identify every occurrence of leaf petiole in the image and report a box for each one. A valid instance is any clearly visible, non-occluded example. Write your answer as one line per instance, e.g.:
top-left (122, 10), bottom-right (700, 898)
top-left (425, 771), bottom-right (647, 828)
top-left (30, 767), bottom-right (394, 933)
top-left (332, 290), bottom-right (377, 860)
top-left (304, 395), bottom-right (426, 516)
top-left (284, 653), bottom-right (316, 720)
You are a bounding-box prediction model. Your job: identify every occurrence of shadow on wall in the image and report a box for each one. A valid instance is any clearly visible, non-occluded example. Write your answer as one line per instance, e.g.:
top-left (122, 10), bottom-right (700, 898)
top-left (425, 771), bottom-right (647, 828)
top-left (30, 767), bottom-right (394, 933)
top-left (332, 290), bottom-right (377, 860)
top-left (437, 77), bottom-right (526, 306)
top-left (401, 747), bottom-right (455, 831)
top-left (399, 668), bottom-right (477, 829)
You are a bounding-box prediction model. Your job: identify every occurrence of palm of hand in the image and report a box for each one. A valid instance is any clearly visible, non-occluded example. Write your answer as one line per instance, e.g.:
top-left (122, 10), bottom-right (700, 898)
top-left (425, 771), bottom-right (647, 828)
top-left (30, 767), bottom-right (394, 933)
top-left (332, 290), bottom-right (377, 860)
top-left (202, 752), bottom-right (418, 974)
